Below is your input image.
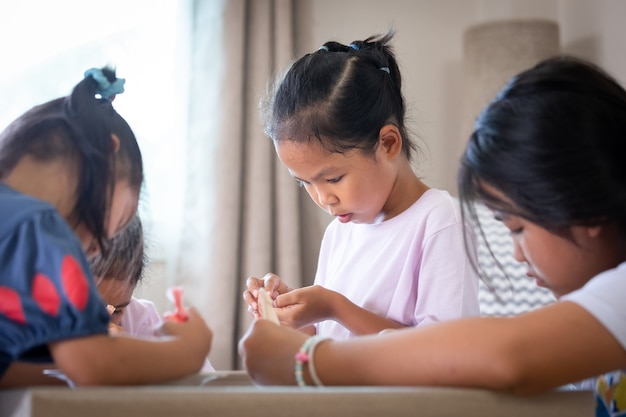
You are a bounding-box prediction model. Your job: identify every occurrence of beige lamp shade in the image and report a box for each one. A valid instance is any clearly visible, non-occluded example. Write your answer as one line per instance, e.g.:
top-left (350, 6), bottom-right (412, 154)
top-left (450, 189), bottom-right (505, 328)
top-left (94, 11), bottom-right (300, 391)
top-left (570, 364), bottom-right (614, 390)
top-left (463, 19), bottom-right (560, 136)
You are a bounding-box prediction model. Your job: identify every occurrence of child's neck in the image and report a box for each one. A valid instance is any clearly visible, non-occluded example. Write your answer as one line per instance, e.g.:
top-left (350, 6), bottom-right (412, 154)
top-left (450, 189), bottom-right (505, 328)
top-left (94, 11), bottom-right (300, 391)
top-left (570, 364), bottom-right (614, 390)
top-left (2, 155), bottom-right (78, 218)
top-left (382, 163), bottom-right (429, 221)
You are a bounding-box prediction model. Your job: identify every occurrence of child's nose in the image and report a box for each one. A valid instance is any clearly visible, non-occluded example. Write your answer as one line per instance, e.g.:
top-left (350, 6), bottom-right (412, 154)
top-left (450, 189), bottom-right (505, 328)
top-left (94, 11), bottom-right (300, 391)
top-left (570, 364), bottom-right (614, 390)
top-left (316, 186), bottom-right (338, 207)
top-left (511, 240), bottom-right (526, 263)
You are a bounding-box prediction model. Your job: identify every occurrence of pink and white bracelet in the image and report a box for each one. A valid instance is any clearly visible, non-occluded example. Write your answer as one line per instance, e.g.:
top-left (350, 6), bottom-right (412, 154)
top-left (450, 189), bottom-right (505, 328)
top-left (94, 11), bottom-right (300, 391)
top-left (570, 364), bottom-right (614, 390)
top-left (294, 336), bottom-right (330, 387)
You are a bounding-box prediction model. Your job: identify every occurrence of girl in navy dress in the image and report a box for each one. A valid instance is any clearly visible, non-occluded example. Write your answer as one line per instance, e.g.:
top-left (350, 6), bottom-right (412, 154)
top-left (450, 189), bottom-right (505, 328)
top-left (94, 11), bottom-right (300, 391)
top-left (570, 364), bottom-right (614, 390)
top-left (0, 67), bottom-right (212, 387)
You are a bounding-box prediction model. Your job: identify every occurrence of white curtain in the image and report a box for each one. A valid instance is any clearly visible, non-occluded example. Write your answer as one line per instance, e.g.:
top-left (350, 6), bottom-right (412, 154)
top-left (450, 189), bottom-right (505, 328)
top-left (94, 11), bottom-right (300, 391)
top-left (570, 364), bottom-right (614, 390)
top-left (176, 0), bottom-right (323, 370)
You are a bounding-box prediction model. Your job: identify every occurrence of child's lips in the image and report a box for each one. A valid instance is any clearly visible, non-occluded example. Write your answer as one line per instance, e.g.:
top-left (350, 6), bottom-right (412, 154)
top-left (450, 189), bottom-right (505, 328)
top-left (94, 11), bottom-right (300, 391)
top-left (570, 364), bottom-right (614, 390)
top-left (336, 213), bottom-right (352, 223)
top-left (527, 270), bottom-right (547, 287)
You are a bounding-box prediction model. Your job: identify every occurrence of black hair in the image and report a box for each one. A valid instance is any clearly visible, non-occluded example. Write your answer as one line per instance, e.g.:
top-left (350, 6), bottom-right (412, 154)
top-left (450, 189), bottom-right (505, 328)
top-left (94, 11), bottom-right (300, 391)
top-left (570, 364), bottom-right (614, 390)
top-left (0, 67), bottom-right (143, 252)
top-left (459, 55), bottom-right (626, 240)
top-left (90, 215), bottom-right (145, 289)
top-left (262, 30), bottom-right (417, 160)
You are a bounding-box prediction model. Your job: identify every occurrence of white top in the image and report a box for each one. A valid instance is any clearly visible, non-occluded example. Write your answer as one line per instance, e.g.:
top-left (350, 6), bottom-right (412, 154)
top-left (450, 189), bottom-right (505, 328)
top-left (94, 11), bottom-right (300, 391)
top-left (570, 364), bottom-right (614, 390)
top-left (120, 297), bottom-right (163, 338)
top-left (315, 189), bottom-right (481, 339)
top-left (561, 261), bottom-right (626, 350)
top-left (121, 297), bottom-right (215, 372)
top-left (558, 262), bottom-right (626, 393)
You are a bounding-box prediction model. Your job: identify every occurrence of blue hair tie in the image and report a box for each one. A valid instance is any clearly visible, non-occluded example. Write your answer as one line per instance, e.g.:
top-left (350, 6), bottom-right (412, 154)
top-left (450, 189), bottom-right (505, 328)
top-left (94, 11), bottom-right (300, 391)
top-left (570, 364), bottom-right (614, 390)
top-left (348, 43), bottom-right (359, 51)
top-left (84, 68), bottom-right (126, 100)
top-left (319, 45), bottom-right (329, 51)
top-left (380, 67), bottom-right (390, 74)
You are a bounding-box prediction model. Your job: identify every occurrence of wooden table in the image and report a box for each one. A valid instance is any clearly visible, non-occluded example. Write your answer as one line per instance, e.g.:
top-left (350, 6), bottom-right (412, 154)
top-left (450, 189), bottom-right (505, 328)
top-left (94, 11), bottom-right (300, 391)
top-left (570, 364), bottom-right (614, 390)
top-left (0, 371), bottom-right (595, 417)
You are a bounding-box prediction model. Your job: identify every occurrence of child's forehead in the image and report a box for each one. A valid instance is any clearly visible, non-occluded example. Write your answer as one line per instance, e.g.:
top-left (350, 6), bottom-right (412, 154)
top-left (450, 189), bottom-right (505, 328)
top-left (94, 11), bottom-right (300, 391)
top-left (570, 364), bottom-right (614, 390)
top-left (276, 136), bottom-right (366, 158)
top-left (97, 278), bottom-right (134, 302)
top-left (276, 138), bottom-right (331, 163)
top-left (277, 140), bottom-right (362, 174)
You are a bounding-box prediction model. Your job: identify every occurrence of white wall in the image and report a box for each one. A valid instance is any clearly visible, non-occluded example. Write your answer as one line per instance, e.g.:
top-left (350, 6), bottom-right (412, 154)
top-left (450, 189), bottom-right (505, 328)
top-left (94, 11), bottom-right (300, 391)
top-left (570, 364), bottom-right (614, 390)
top-left (306, 0), bottom-right (626, 193)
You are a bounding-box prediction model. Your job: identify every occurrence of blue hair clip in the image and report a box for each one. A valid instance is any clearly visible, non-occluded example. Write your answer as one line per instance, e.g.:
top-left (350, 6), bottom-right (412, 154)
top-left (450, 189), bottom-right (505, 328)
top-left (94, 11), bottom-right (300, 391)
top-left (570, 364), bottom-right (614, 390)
top-left (319, 45), bottom-right (329, 51)
top-left (348, 43), bottom-right (359, 51)
top-left (380, 67), bottom-right (390, 74)
top-left (84, 68), bottom-right (125, 100)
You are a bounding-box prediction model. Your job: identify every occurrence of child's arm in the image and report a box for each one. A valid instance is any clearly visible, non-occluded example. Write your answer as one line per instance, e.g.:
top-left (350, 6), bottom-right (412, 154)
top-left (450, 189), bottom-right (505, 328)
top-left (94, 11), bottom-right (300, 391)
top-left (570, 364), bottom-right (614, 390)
top-left (48, 308), bottom-right (212, 386)
top-left (240, 301), bottom-right (626, 393)
top-left (0, 363), bottom-right (66, 388)
top-left (244, 274), bottom-right (387, 335)
top-left (273, 285), bottom-right (405, 334)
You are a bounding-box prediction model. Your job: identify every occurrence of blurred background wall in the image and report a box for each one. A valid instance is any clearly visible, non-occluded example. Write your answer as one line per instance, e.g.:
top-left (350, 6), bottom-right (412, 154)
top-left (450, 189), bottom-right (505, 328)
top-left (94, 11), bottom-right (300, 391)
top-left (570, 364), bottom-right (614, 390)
top-left (299, 0), bottom-right (625, 194)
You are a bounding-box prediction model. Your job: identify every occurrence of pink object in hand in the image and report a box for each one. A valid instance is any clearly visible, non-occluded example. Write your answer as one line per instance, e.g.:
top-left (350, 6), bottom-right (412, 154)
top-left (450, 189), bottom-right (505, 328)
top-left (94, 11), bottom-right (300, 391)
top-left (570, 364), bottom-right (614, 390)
top-left (163, 286), bottom-right (189, 322)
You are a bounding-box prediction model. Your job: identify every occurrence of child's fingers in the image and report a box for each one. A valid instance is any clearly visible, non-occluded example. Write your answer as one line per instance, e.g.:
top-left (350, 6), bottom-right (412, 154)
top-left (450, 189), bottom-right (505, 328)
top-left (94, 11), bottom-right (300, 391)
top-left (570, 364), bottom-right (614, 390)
top-left (158, 308), bottom-right (213, 358)
top-left (245, 276), bottom-right (265, 299)
top-left (243, 288), bottom-right (259, 311)
top-left (263, 273), bottom-right (283, 297)
top-left (159, 308), bottom-right (199, 334)
top-left (273, 286), bottom-right (305, 308)
top-left (186, 306), bottom-right (203, 320)
top-left (246, 304), bottom-right (262, 319)
top-left (108, 322), bottom-right (123, 335)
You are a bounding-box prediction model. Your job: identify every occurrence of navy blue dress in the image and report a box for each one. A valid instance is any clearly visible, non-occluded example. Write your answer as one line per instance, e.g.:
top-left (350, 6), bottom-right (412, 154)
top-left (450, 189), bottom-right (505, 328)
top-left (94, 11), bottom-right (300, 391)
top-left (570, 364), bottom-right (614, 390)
top-left (0, 183), bottom-right (109, 377)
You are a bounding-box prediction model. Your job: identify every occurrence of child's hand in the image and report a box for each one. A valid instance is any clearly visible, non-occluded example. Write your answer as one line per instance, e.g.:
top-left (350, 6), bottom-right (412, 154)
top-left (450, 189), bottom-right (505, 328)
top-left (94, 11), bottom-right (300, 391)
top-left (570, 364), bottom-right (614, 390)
top-left (106, 304), bottom-right (124, 335)
top-left (272, 285), bottom-right (336, 329)
top-left (108, 322), bottom-right (123, 335)
top-left (243, 273), bottom-right (292, 318)
top-left (238, 319), bottom-right (308, 385)
top-left (159, 307), bottom-right (213, 365)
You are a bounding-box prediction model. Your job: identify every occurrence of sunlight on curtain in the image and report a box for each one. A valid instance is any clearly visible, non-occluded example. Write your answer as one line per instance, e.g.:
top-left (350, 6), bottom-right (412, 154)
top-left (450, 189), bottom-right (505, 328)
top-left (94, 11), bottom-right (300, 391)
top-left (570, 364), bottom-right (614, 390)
top-left (0, 0), bottom-right (192, 266)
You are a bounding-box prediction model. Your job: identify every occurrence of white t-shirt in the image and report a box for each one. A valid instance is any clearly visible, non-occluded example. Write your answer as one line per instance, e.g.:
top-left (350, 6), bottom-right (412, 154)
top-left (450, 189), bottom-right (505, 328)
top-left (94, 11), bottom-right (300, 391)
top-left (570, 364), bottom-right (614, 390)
top-left (561, 261), bottom-right (626, 350)
top-left (560, 262), bottom-right (626, 410)
top-left (120, 297), bottom-right (163, 338)
top-left (315, 189), bottom-right (481, 339)
top-left (121, 297), bottom-right (215, 372)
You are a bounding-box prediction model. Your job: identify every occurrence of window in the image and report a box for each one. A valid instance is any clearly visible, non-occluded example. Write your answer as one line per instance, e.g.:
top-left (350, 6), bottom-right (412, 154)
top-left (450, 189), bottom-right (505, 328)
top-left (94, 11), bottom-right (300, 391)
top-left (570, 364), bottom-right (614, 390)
top-left (0, 0), bottom-right (190, 260)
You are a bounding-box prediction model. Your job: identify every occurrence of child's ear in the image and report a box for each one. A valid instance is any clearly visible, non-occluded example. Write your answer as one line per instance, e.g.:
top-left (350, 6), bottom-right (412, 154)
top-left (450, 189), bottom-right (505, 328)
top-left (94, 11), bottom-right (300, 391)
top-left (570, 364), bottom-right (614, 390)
top-left (111, 134), bottom-right (121, 153)
top-left (378, 124), bottom-right (403, 160)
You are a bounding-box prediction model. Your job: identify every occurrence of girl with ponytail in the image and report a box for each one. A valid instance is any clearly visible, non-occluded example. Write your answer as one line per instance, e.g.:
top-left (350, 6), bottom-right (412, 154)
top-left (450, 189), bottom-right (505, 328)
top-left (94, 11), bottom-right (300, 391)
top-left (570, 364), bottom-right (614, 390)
top-left (244, 32), bottom-right (480, 340)
top-left (0, 67), bottom-right (212, 388)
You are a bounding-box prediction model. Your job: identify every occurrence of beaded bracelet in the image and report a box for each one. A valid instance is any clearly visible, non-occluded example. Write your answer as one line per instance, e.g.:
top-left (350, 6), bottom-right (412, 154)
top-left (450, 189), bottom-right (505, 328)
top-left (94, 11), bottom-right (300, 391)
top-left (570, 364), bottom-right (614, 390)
top-left (294, 335), bottom-right (330, 387)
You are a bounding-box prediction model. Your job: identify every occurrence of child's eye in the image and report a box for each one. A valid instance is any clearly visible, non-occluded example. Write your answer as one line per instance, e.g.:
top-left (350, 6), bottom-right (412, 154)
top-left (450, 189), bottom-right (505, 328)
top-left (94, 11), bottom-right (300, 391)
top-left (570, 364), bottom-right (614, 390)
top-left (327, 176), bottom-right (343, 184)
top-left (494, 214), bottom-right (523, 236)
top-left (501, 220), bottom-right (523, 235)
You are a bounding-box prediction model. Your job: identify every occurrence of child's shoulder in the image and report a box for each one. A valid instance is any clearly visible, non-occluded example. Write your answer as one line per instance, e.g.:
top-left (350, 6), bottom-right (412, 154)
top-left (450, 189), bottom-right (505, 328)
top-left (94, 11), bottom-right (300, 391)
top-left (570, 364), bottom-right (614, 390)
top-left (400, 188), bottom-right (463, 231)
top-left (0, 183), bottom-right (59, 238)
top-left (0, 182), bottom-right (54, 212)
top-left (412, 188), bottom-right (459, 215)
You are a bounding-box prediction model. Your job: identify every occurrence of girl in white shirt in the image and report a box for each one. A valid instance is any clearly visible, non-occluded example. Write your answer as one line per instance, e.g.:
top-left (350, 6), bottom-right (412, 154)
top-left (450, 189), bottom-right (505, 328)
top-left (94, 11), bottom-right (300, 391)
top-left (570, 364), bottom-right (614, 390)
top-left (244, 31), bottom-right (480, 339)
